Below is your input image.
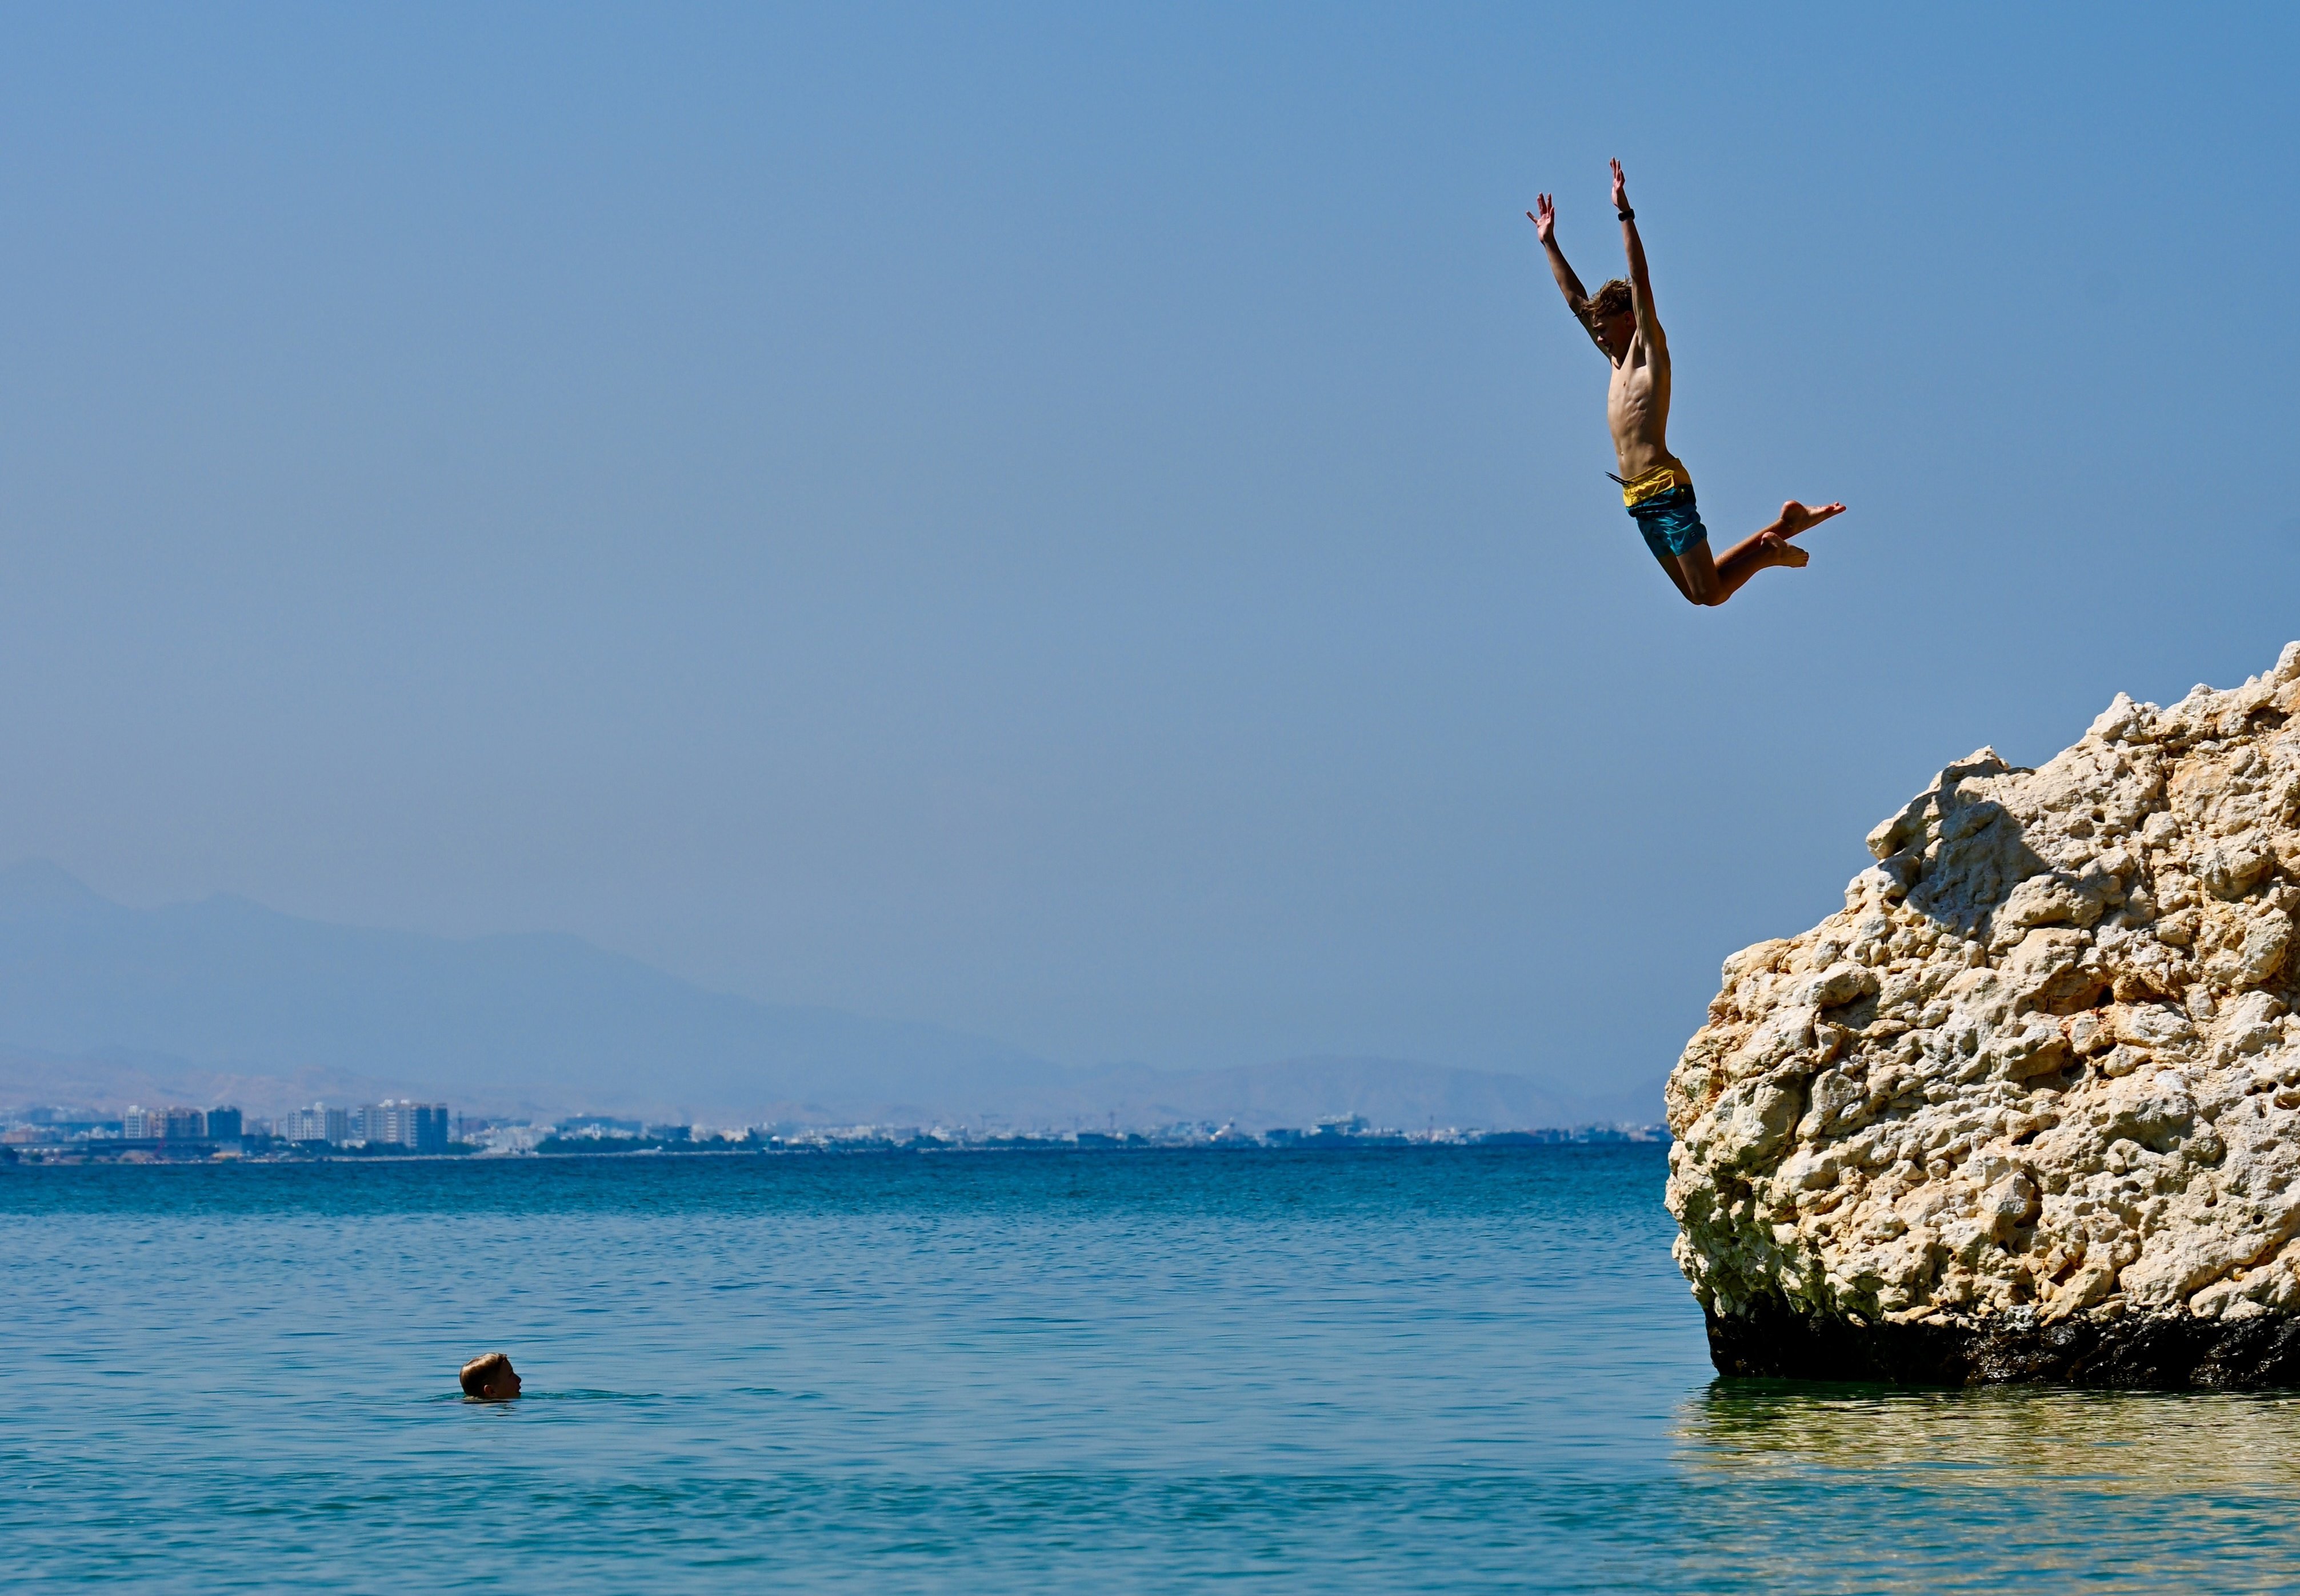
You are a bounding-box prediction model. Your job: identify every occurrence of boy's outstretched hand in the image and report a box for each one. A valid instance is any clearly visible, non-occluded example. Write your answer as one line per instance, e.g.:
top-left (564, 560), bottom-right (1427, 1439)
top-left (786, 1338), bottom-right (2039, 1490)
top-left (1610, 158), bottom-right (1629, 213)
top-left (1528, 193), bottom-right (1555, 243)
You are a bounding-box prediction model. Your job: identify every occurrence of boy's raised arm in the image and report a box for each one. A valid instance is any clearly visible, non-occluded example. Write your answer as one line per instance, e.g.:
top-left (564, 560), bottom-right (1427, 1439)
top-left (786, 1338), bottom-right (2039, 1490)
top-left (1529, 194), bottom-right (1604, 354)
top-left (1611, 158), bottom-right (1663, 351)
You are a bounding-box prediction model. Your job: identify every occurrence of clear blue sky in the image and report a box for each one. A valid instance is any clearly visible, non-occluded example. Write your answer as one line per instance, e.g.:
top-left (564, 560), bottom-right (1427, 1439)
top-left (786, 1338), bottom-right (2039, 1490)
top-left (0, 3), bottom-right (2294, 1093)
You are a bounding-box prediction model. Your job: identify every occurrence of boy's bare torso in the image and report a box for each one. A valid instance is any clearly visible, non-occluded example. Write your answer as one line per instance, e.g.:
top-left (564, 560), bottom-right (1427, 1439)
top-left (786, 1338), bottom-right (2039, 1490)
top-left (1606, 330), bottom-right (1673, 482)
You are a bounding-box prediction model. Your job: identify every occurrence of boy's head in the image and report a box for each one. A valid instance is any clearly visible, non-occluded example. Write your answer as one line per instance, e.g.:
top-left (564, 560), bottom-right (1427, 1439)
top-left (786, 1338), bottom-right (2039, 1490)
top-left (459, 1351), bottom-right (522, 1401)
top-left (1586, 279), bottom-right (1635, 356)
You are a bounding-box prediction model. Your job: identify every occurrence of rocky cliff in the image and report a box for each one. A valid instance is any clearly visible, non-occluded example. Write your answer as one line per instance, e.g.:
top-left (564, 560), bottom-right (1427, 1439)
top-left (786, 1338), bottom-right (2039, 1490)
top-left (1666, 642), bottom-right (2300, 1386)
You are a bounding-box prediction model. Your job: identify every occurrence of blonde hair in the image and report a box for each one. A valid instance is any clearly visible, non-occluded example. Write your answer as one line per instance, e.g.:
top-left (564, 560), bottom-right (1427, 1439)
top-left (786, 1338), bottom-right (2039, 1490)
top-left (1586, 278), bottom-right (1634, 327)
top-left (459, 1351), bottom-right (511, 1397)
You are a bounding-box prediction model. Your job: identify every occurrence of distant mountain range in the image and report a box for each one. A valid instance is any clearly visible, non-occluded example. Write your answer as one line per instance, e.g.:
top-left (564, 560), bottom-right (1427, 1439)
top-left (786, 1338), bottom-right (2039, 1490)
top-left (0, 862), bottom-right (1661, 1129)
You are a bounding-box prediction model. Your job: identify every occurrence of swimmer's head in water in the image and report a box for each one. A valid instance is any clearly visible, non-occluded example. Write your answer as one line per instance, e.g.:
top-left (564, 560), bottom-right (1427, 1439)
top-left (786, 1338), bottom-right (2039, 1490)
top-left (459, 1351), bottom-right (522, 1401)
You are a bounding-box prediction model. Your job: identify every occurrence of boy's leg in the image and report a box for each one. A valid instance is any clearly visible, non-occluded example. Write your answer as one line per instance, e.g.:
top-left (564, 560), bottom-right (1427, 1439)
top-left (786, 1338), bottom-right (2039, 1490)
top-left (1675, 500), bottom-right (1845, 606)
top-left (1635, 494), bottom-right (1721, 603)
top-left (1651, 545), bottom-right (1703, 603)
top-left (1664, 540), bottom-right (1723, 605)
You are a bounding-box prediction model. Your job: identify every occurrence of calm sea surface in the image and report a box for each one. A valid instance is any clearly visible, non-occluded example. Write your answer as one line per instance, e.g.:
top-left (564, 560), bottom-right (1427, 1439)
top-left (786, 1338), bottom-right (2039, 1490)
top-left (5, 1145), bottom-right (2298, 1591)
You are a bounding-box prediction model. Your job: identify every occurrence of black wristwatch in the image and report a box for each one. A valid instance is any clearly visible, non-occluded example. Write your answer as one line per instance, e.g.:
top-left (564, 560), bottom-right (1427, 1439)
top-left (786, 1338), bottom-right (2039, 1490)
top-left (1617, 206), bottom-right (1635, 222)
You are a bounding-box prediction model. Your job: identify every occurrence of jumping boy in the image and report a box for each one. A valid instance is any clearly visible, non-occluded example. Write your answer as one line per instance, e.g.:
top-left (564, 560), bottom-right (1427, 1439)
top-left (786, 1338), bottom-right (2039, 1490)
top-left (1531, 160), bottom-right (1844, 606)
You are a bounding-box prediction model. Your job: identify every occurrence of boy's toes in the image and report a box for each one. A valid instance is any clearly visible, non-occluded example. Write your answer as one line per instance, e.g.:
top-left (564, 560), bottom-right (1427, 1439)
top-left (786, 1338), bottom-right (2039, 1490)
top-left (1762, 531), bottom-right (1811, 568)
top-left (1778, 499), bottom-right (1847, 536)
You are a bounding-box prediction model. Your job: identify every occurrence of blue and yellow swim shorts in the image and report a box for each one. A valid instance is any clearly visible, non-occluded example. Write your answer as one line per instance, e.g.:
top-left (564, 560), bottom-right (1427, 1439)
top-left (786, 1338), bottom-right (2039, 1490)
top-left (1613, 461), bottom-right (1709, 561)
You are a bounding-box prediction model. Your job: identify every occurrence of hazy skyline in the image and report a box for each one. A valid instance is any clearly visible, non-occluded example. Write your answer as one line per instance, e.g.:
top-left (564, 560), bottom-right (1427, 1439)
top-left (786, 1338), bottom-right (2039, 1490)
top-left (0, 5), bottom-right (2294, 1089)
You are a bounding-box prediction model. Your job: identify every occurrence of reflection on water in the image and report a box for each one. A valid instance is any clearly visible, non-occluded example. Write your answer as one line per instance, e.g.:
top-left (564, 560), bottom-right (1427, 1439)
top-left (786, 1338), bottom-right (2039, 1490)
top-left (1669, 1383), bottom-right (2300, 1594)
top-left (1683, 1382), bottom-right (2300, 1488)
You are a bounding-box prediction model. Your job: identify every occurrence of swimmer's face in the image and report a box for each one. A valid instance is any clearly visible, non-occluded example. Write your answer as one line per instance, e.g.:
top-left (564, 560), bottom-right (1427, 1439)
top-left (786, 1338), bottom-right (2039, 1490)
top-left (1595, 307), bottom-right (1636, 359)
top-left (483, 1364), bottom-right (522, 1400)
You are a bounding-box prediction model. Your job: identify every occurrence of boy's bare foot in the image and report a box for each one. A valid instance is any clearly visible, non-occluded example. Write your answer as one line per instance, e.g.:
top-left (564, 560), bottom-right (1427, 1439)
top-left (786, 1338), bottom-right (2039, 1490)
top-left (1759, 531), bottom-right (1810, 569)
top-left (1778, 500), bottom-right (1847, 538)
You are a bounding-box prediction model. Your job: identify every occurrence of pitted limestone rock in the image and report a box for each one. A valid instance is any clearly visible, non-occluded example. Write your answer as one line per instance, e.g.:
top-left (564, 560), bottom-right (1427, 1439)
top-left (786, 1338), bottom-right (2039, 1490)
top-left (1667, 641), bottom-right (2300, 1385)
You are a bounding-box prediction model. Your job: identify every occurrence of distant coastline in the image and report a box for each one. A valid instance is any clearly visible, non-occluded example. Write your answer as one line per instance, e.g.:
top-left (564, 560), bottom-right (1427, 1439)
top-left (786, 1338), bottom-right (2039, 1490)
top-left (3, 1106), bottom-right (1666, 1165)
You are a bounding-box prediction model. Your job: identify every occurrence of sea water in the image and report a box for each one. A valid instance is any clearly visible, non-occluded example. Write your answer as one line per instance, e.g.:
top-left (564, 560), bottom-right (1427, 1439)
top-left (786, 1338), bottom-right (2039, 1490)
top-left (5, 1145), bottom-right (2298, 1592)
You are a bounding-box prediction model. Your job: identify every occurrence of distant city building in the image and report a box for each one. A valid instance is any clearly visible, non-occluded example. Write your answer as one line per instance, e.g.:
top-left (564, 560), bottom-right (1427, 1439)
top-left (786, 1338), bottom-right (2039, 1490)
top-left (338, 1099), bottom-right (450, 1153)
top-left (281, 1103), bottom-right (349, 1143)
top-left (114, 1106), bottom-right (213, 1143)
top-left (206, 1107), bottom-right (243, 1142)
top-left (472, 1121), bottom-right (546, 1154)
top-left (366, 1101), bottom-right (403, 1147)
top-left (558, 1115), bottom-right (643, 1137)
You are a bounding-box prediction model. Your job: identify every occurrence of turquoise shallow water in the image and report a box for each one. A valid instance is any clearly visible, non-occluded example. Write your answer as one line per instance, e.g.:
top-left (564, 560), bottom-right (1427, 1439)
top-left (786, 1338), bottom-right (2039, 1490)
top-left (6, 1145), bottom-right (2300, 1591)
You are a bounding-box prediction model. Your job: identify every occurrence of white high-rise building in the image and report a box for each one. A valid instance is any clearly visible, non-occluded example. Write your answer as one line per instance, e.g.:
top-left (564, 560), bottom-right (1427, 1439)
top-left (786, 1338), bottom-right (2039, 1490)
top-left (353, 1099), bottom-right (451, 1153)
top-left (282, 1104), bottom-right (347, 1143)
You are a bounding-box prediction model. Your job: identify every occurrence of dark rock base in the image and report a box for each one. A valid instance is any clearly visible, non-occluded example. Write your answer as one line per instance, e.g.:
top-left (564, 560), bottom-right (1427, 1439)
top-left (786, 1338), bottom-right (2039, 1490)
top-left (1707, 1297), bottom-right (2300, 1389)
